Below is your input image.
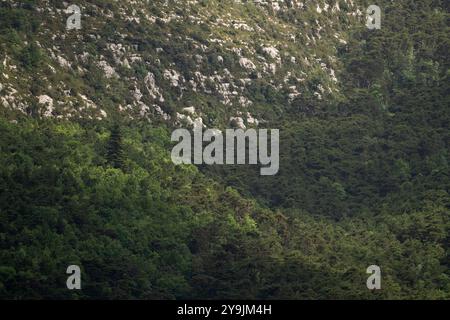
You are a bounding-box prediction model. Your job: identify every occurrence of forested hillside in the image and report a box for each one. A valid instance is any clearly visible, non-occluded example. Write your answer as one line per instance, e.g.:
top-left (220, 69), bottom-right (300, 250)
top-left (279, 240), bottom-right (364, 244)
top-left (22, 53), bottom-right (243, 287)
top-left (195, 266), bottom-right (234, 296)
top-left (0, 0), bottom-right (449, 299)
top-left (0, 118), bottom-right (448, 299)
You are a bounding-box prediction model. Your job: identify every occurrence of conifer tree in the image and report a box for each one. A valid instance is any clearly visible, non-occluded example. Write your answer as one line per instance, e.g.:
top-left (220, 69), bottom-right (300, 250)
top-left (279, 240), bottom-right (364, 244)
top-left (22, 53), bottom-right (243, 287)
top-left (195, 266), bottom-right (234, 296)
top-left (107, 124), bottom-right (125, 169)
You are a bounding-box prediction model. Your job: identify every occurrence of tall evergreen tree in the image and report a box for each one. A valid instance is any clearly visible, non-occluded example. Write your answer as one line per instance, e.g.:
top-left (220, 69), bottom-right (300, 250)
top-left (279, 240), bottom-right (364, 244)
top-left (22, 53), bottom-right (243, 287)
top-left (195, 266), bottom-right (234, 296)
top-left (106, 124), bottom-right (125, 169)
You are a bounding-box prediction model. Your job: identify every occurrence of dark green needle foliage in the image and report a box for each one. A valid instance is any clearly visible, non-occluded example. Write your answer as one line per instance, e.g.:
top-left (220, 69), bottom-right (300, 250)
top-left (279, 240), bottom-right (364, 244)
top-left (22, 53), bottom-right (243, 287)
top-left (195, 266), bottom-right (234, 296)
top-left (0, 0), bottom-right (448, 300)
top-left (106, 124), bottom-right (125, 169)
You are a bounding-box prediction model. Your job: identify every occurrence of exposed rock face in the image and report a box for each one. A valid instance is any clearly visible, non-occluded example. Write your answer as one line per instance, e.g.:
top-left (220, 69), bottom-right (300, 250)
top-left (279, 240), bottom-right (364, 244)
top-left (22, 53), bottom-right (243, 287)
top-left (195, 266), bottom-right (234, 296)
top-left (230, 116), bottom-right (246, 129)
top-left (182, 107), bottom-right (196, 115)
top-left (98, 60), bottom-right (117, 79)
top-left (239, 58), bottom-right (257, 70)
top-left (38, 95), bottom-right (54, 117)
top-left (262, 46), bottom-right (280, 60)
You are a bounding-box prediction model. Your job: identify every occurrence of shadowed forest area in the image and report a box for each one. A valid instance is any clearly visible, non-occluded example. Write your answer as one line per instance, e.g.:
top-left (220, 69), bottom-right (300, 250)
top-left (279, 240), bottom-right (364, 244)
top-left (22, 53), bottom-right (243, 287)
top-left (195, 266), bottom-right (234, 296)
top-left (0, 0), bottom-right (448, 299)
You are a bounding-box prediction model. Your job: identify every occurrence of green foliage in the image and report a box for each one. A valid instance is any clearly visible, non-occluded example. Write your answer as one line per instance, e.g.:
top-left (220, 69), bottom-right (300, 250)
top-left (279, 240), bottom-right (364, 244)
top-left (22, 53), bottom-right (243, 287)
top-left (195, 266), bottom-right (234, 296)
top-left (19, 43), bottom-right (42, 70)
top-left (0, 0), bottom-right (448, 300)
top-left (0, 118), bottom-right (448, 299)
top-left (106, 124), bottom-right (125, 169)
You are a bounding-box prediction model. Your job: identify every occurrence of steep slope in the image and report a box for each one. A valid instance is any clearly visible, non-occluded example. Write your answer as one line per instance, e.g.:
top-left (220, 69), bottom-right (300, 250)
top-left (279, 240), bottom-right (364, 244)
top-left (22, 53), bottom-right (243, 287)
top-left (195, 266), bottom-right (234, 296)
top-left (0, 0), bottom-right (449, 300)
top-left (0, 118), bottom-right (448, 299)
top-left (202, 0), bottom-right (449, 218)
top-left (1, 0), bottom-right (365, 125)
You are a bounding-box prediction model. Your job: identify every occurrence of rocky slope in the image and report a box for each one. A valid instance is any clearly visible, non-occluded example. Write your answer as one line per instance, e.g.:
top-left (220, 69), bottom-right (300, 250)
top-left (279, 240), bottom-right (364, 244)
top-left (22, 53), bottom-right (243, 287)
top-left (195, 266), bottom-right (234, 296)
top-left (0, 0), bottom-right (449, 300)
top-left (0, 0), bottom-right (369, 127)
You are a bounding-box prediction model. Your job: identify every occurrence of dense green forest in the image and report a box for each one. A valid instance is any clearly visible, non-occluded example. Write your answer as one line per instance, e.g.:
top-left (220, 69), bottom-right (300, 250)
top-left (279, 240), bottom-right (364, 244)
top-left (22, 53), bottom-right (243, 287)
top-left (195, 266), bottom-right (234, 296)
top-left (0, 117), bottom-right (448, 299)
top-left (0, 0), bottom-right (449, 299)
